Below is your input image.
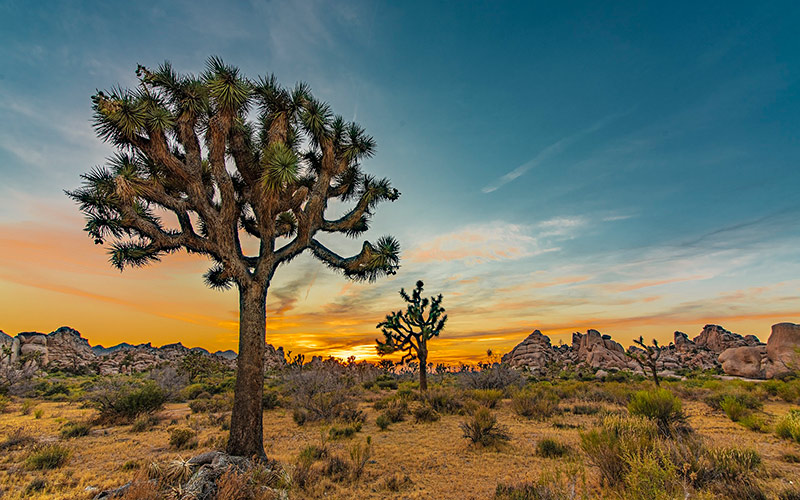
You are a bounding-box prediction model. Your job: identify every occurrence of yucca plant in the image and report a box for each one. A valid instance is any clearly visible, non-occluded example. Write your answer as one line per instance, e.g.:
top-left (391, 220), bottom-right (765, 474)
top-left (67, 58), bottom-right (401, 458)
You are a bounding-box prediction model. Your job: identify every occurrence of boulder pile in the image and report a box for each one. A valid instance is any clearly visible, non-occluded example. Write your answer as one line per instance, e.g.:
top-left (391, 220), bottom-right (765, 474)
top-left (502, 322), bottom-right (800, 379)
top-left (0, 326), bottom-right (286, 375)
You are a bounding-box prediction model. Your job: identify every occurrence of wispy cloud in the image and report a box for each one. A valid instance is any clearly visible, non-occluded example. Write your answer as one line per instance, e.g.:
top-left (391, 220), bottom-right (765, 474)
top-left (481, 113), bottom-right (623, 193)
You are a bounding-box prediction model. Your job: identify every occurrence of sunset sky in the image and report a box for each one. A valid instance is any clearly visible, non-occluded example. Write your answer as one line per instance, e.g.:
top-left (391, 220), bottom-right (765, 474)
top-left (1, 1), bottom-right (799, 363)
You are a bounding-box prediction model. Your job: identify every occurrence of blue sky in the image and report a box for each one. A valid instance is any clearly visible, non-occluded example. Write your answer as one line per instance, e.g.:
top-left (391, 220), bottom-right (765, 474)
top-left (0, 1), bottom-right (798, 359)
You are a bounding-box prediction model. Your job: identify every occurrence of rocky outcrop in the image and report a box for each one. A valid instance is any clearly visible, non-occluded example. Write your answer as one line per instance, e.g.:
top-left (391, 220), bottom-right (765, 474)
top-left (719, 346), bottom-right (768, 378)
top-left (0, 326), bottom-right (287, 376)
top-left (503, 323), bottom-right (795, 378)
top-left (573, 330), bottom-right (632, 370)
top-left (694, 324), bottom-right (760, 353)
top-left (764, 323), bottom-right (800, 379)
top-left (501, 330), bottom-right (558, 374)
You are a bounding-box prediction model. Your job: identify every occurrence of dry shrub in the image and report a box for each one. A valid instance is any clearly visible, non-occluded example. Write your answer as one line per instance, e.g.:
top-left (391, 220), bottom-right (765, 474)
top-left (471, 388), bottom-right (504, 408)
top-left (460, 408), bottom-right (510, 449)
top-left (26, 443), bottom-right (71, 470)
top-left (169, 427), bottom-right (197, 449)
top-left (413, 402), bottom-right (440, 423)
top-left (119, 478), bottom-right (161, 500)
top-left (511, 386), bottom-right (559, 420)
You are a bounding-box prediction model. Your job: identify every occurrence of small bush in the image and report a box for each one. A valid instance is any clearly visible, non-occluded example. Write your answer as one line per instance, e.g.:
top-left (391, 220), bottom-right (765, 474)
top-left (622, 447), bottom-right (682, 500)
top-left (705, 445), bottom-right (762, 484)
top-left (413, 403), bottom-right (440, 423)
top-left (322, 455), bottom-right (351, 482)
top-left (329, 422), bottom-right (362, 440)
top-left (0, 394), bottom-right (9, 412)
top-left (779, 489), bottom-right (800, 500)
top-left (511, 387), bottom-right (559, 420)
top-left (579, 415), bottom-right (658, 486)
top-left (91, 379), bottom-right (167, 422)
top-left (704, 391), bottom-right (763, 412)
top-left (23, 478), bottom-right (48, 495)
top-left (375, 374), bottom-right (398, 390)
top-left (131, 414), bottom-right (159, 432)
top-left (262, 388), bottom-right (281, 410)
top-left (168, 427), bottom-right (197, 450)
top-left (60, 421), bottom-right (92, 438)
top-left (422, 387), bottom-right (465, 415)
top-left (738, 413), bottom-right (768, 433)
top-left (293, 408), bottom-right (308, 426)
top-left (471, 389), bottom-right (504, 408)
top-left (570, 403), bottom-right (600, 415)
top-left (781, 452), bottom-right (800, 463)
top-left (188, 393), bottom-right (232, 414)
top-left (775, 410), bottom-right (800, 443)
top-left (26, 443), bottom-right (71, 469)
top-left (536, 438), bottom-right (571, 458)
top-left (383, 399), bottom-right (408, 422)
top-left (460, 408), bottom-right (510, 448)
top-left (720, 395), bottom-right (749, 422)
top-left (460, 363), bottom-right (523, 391)
top-left (376, 414), bottom-right (391, 431)
top-left (21, 399), bottom-right (36, 415)
top-left (180, 383), bottom-right (207, 400)
top-left (627, 389), bottom-right (687, 436)
top-left (349, 436), bottom-right (372, 480)
top-left (494, 482), bottom-right (568, 500)
top-left (33, 408), bottom-right (44, 419)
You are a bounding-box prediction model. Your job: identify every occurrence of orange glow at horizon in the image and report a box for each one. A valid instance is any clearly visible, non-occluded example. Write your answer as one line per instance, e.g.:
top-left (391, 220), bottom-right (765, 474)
top-left (1, 213), bottom-right (798, 364)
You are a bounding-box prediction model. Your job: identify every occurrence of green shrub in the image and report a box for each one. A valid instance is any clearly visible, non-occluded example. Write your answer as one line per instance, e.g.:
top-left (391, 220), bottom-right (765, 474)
top-left (719, 395), bottom-right (749, 422)
top-left (776, 381), bottom-right (800, 403)
top-left (375, 374), bottom-right (398, 390)
top-left (627, 389), bottom-right (686, 436)
top-left (422, 387), bottom-right (465, 415)
top-left (471, 389), bottom-right (504, 409)
top-left (704, 391), bottom-right (762, 412)
top-left (299, 445), bottom-right (327, 468)
top-left (536, 438), bottom-right (570, 458)
top-left (738, 414), bottom-right (768, 433)
top-left (91, 380), bottom-right (167, 422)
top-left (412, 403), bottom-right (440, 423)
top-left (20, 399), bottom-right (36, 415)
top-left (60, 421), bottom-right (92, 438)
top-left (376, 414), bottom-right (391, 431)
top-left (579, 415), bottom-right (658, 486)
top-left (0, 395), bottom-right (9, 412)
top-left (181, 383), bottom-right (207, 400)
top-left (511, 387), bottom-right (559, 420)
top-left (460, 408), bottom-right (510, 448)
top-left (775, 409), bottom-right (800, 443)
top-left (189, 393), bottom-right (233, 414)
top-left (26, 444), bottom-right (71, 469)
top-left (705, 446), bottom-right (762, 484)
top-left (169, 427), bottom-right (197, 449)
top-left (34, 409), bottom-right (44, 419)
top-left (23, 477), bottom-right (47, 495)
top-left (622, 446), bottom-right (682, 500)
top-left (329, 422), bottom-right (362, 440)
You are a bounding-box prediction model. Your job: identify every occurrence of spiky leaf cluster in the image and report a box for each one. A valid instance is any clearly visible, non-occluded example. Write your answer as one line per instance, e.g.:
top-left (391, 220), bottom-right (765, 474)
top-left (68, 58), bottom-right (401, 286)
top-left (376, 281), bottom-right (447, 363)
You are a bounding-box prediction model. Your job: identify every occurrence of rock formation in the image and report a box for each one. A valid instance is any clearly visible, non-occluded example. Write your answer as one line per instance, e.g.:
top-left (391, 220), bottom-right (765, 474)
top-left (503, 322), bottom-right (797, 379)
top-left (0, 326), bottom-right (286, 376)
top-left (715, 322), bottom-right (800, 379)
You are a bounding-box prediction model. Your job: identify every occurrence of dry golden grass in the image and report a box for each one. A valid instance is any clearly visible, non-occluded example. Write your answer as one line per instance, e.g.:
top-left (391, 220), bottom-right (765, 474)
top-left (0, 393), bottom-right (798, 499)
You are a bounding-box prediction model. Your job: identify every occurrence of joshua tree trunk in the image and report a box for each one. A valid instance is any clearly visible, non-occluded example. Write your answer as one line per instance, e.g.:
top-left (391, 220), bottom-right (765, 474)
top-left (418, 343), bottom-right (428, 391)
top-left (227, 284), bottom-right (267, 458)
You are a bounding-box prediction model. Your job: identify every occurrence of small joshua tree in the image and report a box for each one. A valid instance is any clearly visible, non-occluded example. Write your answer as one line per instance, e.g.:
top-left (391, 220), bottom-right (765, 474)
top-left (375, 281), bottom-right (446, 391)
top-left (626, 336), bottom-right (662, 387)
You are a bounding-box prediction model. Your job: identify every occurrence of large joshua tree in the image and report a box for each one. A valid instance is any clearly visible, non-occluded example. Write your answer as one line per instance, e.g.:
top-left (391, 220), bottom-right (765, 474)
top-left (375, 281), bottom-right (447, 391)
top-left (67, 58), bottom-right (400, 457)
